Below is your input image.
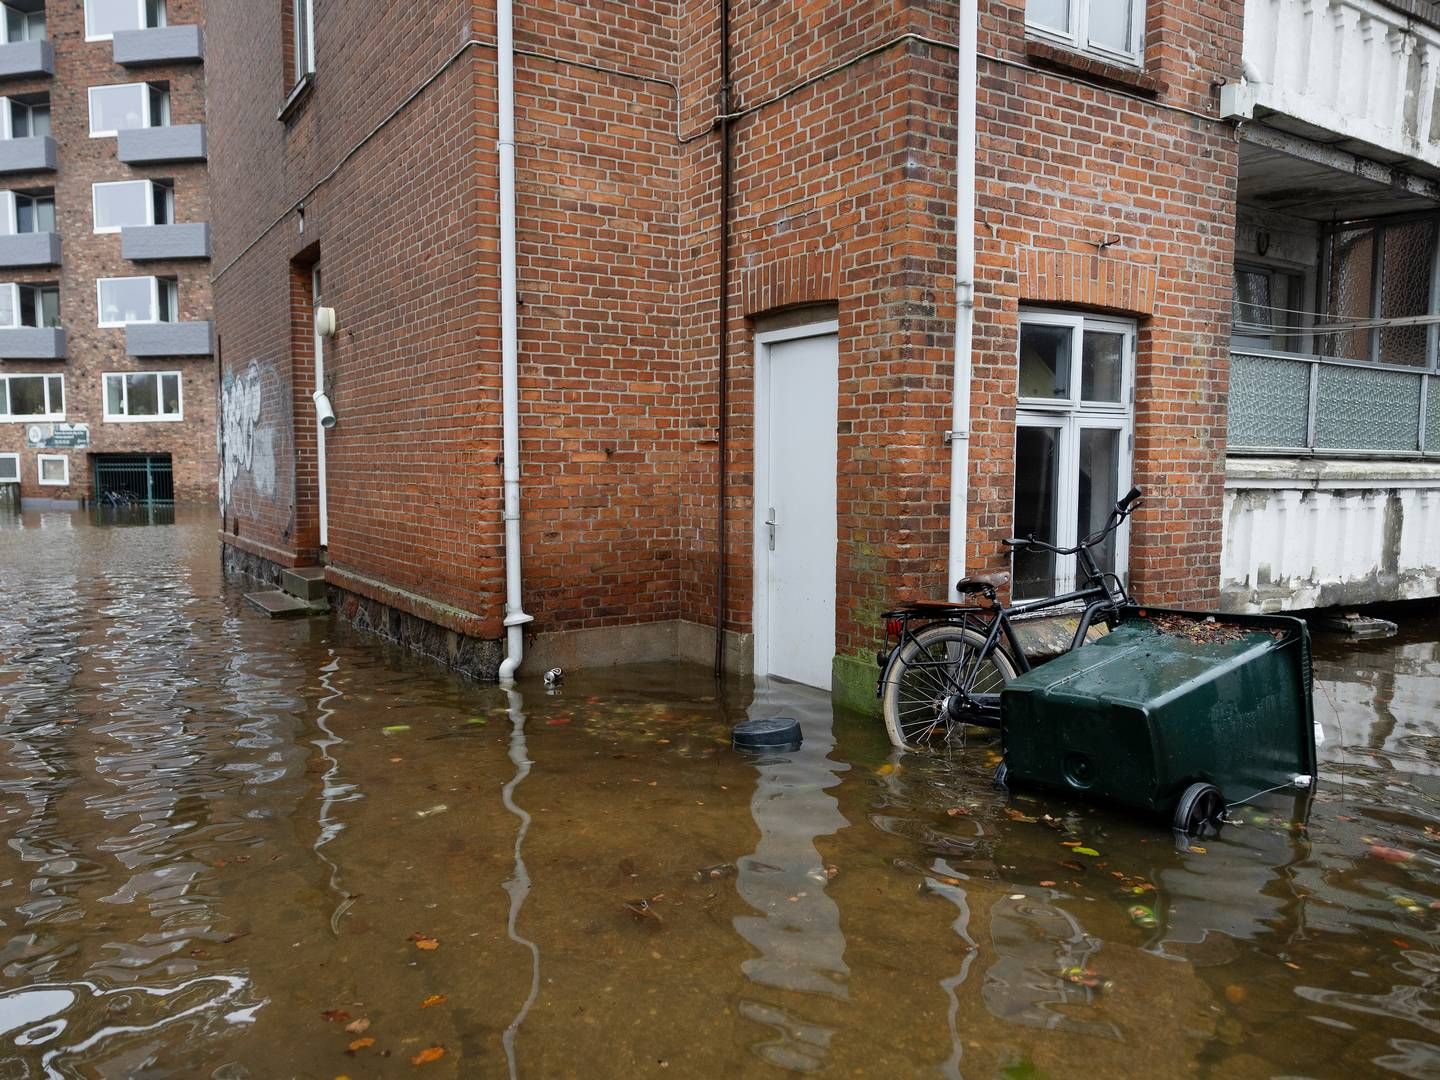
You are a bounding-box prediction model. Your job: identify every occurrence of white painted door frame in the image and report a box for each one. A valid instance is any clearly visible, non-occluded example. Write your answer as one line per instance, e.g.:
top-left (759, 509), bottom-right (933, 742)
top-left (312, 265), bottom-right (328, 549)
top-left (751, 318), bottom-right (840, 682)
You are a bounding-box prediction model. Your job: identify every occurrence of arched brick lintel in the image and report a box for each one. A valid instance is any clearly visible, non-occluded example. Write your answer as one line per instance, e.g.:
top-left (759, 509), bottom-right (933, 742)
top-left (742, 250), bottom-right (841, 317)
top-left (1019, 249), bottom-right (1158, 316)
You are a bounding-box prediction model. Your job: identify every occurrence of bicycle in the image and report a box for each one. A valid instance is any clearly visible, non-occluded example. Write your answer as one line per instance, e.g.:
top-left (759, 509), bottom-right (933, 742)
top-left (876, 487), bottom-right (1144, 751)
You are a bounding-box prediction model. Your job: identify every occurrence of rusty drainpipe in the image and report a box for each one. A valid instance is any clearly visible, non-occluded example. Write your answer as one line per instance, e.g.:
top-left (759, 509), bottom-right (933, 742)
top-left (713, 0), bottom-right (732, 678)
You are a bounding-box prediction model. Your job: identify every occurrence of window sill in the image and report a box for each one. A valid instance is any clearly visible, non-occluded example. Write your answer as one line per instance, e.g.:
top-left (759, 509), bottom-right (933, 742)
top-left (277, 73), bottom-right (313, 124)
top-left (1024, 40), bottom-right (1164, 97)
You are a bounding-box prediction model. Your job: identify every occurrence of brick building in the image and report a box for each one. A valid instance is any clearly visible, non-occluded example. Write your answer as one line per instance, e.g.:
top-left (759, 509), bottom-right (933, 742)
top-left (210, 0), bottom-right (1245, 704)
top-left (0, 0), bottom-right (212, 506)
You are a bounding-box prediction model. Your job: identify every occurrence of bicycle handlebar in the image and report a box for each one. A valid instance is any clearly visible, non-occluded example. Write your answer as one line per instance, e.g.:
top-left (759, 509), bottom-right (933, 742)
top-left (1002, 486), bottom-right (1143, 556)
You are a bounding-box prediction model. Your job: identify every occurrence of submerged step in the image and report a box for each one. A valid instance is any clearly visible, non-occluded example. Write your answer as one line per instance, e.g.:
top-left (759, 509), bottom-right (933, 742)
top-left (244, 590), bottom-right (326, 619)
top-left (281, 566), bottom-right (327, 601)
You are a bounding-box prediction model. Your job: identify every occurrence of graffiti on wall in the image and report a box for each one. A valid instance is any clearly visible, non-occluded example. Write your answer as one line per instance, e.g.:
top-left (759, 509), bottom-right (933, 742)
top-left (219, 360), bottom-right (278, 513)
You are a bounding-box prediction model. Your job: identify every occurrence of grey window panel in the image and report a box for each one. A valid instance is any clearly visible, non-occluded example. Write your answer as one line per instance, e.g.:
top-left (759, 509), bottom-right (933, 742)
top-left (126, 321), bottom-right (213, 357)
top-left (0, 231), bottom-right (58, 267)
top-left (122, 223), bottom-right (209, 261)
top-left (0, 135), bottom-right (56, 173)
top-left (0, 327), bottom-right (64, 359)
top-left (117, 125), bottom-right (206, 165)
top-left (112, 26), bottom-right (203, 66)
top-left (0, 40), bottom-right (53, 80)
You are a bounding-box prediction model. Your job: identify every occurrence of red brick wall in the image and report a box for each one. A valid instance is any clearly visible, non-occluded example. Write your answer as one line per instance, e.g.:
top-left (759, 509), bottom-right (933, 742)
top-left (0, 0), bottom-right (213, 503)
top-left (211, 0), bottom-right (1241, 667)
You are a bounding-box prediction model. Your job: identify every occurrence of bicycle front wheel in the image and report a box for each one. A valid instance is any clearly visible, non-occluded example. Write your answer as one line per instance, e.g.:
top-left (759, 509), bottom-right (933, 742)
top-left (881, 624), bottom-right (1018, 751)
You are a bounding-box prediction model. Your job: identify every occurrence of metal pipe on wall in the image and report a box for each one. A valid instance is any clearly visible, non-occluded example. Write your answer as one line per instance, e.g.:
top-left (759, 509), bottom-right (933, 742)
top-left (713, 0), bottom-right (733, 677)
top-left (948, 0), bottom-right (978, 602)
top-left (498, 0), bottom-right (534, 683)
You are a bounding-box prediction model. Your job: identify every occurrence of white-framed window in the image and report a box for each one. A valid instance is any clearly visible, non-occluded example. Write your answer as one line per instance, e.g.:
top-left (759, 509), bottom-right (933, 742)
top-left (84, 0), bottom-right (163, 41)
top-left (0, 281), bottom-right (58, 327)
top-left (1013, 310), bottom-right (1136, 600)
top-left (0, 94), bottom-right (49, 139)
top-left (292, 0), bottom-right (314, 81)
top-left (4, 4), bottom-right (46, 43)
top-left (0, 451), bottom-right (17, 481)
top-left (97, 275), bottom-right (176, 326)
top-left (92, 179), bottom-right (173, 233)
top-left (0, 372), bottom-right (63, 421)
top-left (0, 189), bottom-right (54, 234)
top-left (1025, 0), bottom-right (1145, 66)
top-left (88, 82), bottom-right (168, 137)
top-left (103, 370), bottom-right (182, 422)
top-left (36, 452), bottom-right (66, 486)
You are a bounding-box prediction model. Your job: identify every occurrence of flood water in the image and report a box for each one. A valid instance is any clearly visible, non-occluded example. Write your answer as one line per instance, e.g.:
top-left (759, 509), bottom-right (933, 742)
top-left (1, 507), bottom-right (1438, 1078)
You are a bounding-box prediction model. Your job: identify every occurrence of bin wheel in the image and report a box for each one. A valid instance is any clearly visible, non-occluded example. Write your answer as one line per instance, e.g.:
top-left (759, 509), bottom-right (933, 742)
top-left (1174, 782), bottom-right (1225, 835)
top-left (993, 761), bottom-right (1009, 789)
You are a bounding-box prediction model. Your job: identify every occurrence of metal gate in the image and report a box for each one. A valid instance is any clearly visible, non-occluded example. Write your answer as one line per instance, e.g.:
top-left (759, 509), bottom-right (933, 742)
top-left (93, 454), bottom-right (174, 505)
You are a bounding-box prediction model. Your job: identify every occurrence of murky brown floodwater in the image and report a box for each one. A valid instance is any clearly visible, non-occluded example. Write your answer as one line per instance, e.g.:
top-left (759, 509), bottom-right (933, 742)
top-left (1, 506), bottom-right (1438, 1078)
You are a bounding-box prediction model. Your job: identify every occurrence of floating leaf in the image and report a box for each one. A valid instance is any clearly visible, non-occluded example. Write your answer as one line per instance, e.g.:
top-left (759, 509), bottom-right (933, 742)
top-left (1188, 845), bottom-right (1207, 855)
top-left (875, 764), bottom-right (896, 777)
top-left (1059, 859), bottom-right (1085, 873)
top-left (1039, 880), bottom-right (1056, 887)
top-left (1224, 985), bottom-right (1246, 1005)
top-left (348, 1037), bottom-right (375, 1052)
top-left (409, 932), bottom-right (440, 950)
top-left (344, 1018), bottom-right (370, 1035)
top-left (320, 1009), bottom-right (352, 1023)
top-left (411, 1046), bottom-right (446, 1066)
top-left (421, 994), bottom-right (447, 1008)
top-left (1391, 895), bottom-right (1422, 910)
top-left (1369, 844), bottom-right (1416, 863)
top-left (382, 725), bottom-right (411, 735)
top-left (1004, 809), bottom-right (1038, 823)
top-left (1128, 905), bottom-right (1157, 929)
top-left (546, 717), bottom-right (572, 726)
top-left (1073, 847), bottom-right (1100, 857)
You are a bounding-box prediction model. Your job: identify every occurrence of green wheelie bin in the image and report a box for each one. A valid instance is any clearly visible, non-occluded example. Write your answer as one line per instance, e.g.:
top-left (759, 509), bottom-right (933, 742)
top-left (998, 607), bottom-right (1317, 833)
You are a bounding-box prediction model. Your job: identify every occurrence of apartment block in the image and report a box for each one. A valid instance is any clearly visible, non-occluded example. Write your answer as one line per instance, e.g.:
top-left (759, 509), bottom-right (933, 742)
top-left (208, 0), bottom-right (1248, 703)
top-left (0, 0), bottom-right (212, 506)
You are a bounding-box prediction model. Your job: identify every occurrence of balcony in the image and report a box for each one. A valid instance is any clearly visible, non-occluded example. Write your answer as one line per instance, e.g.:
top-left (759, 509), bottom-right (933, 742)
top-left (126, 321), bottom-right (212, 357)
top-left (0, 135), bottom-right (55, 174)
top-left (122, 223), bottom-right (209, 261)
top-left (116, 125), bottom-right (206, 165)
top-left (0, 40), bottom-right (52, 80)
top-left (1228, 0), bottom-right (1440, 172)
top-left (1229, 351), bottom-right (1436, 456)
top-left (0, 325), bottom-right (63, 359)
top-left (112, 25), bottom-right (203, 66)
top-left (0, 231), bottom-right (57, 268)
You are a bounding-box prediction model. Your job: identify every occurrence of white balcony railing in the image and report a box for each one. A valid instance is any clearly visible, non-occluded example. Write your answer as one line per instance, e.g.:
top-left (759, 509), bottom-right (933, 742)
top-left (1234, 0), bottom-right (1440, 171)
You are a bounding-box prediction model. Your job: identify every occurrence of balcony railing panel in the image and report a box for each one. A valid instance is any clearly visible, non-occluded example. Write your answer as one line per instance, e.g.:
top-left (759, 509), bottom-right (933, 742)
top-left (1229, 350), bottom-right (1434, 455)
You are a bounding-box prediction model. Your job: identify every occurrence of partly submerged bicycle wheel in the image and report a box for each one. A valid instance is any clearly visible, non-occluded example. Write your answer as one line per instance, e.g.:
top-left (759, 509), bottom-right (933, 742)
top-left (881, 624), bottom-right (1018, 751)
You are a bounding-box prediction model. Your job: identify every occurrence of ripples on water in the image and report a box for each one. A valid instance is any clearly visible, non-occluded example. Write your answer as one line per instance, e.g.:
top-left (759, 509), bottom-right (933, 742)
top-left (0, 506), bottom-right (1437, 1077)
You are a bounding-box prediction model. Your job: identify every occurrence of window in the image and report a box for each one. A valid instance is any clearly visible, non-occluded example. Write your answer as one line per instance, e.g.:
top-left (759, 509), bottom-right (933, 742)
top-left (0, 452), bottom-right (17, 481)
top-left (36, 453), bottom-right (66, 485)
top-left (1025, 0), bottom-right (1145, 66)
top-left (92, 179), bottom-right (172, 233)
top-left (84, 0), bottom-right (163, 41)
top-left (1232, 264), bottom-right (1305, 353)
top-left (1320, 216), bottom-right (1438, 367)
top-left (88, 82), bottom-right (168, 137)
top-left (103, 370), bottom-right (181, 421)
top-left (1013, 311), bottom-right (1135, 600)
top-left (0, 373), bottom-right (63, 420)
top-left (0, 94), bottom-right (48, 139)
top-left (4, 3), bottom-right (45, 43)
top-left (97, 275), bottom-right (176, 326)
top-left (292, 0), bottom-right (314, 81)
top-left (0, 189), bottom-right (53, 234)
top-left (0, 282), bottom-right (57, 327)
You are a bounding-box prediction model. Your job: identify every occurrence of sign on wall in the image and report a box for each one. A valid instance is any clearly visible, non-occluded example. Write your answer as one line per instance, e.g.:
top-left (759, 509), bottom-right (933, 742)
top-left (25, 423), bottom-right (90, 450)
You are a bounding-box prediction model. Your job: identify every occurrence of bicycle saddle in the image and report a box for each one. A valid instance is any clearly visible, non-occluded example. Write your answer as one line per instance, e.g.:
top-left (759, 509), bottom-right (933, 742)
top-left (956, 572), bottom-right (1010, 594)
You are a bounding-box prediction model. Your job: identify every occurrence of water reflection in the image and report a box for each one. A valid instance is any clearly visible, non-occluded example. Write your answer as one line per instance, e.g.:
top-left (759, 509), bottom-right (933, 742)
top-left (733, 680), bottom-right (849, 1071)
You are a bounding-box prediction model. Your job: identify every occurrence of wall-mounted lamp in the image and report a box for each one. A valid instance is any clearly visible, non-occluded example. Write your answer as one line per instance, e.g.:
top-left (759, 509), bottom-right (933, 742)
top-left (315, 306), bottom-right (338, 339)
top-left (313, 389), bottom-right (337, 430)
top-left (1256, 230), bottom-right (1271, 257)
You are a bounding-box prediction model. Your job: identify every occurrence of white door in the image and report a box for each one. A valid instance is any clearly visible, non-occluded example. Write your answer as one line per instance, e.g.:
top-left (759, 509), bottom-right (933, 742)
top-left (755, 326), bottom-right (839, 689)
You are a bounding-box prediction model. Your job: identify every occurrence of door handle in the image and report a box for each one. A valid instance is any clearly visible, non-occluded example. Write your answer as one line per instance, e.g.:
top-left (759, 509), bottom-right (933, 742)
top-left (765, 508), bottom-right (777, 551)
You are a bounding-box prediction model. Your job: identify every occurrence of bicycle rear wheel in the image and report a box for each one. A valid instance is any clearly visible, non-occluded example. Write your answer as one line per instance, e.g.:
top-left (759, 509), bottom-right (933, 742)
top-left (881, 624), bottom-right (1018, 751)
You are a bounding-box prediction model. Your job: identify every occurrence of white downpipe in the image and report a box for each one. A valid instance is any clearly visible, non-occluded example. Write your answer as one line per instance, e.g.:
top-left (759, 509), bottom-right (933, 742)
top-left (947, 0), bottom-right (978, 603)
top-left (497, 0), bottom-right (532, 682)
